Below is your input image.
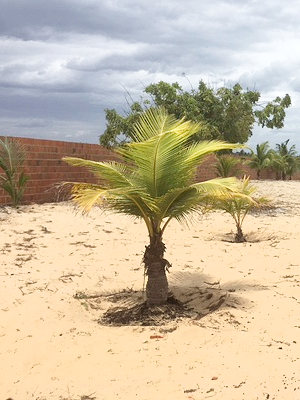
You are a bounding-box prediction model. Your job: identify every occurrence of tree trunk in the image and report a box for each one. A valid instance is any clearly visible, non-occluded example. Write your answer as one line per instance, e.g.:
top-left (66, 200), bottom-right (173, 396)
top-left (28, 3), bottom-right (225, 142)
top-left (235, 225), bottom-right (246, 243)
top-left (257, 170), bottom-right (260, 180)
top-left (143, 234), bottom-right (169, 306)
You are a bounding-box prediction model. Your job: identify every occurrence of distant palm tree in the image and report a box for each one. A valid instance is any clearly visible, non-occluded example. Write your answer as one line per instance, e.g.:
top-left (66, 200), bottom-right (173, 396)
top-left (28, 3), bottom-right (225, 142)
top-left (286, 156), bottom-right (300, 180)
top-left (63, 109), bottom-right (241, 306)
top-left (273, 140), bottom-right (298, 180)
top-left (248, 142), bottom-right (272, 179)
top-left (0, 137), bottom-right (28, 206)
top-left (215, 155), bottom-right (243, 178)
top-left (269, 151), bottom-right (288, 180)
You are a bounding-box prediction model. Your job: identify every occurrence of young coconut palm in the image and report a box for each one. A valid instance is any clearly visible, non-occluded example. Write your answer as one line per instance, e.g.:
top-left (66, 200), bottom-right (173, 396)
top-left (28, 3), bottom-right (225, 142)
top-left (206, 176), bottom-right (269, 242)
top-left (63, 108), bottom-right (241, 306)
top-left (0, 137), bottom-right (28, 206)
top-left (248, 142), bottom-right (272, 179)
top-left (215, 154), bottom-right (243, 178)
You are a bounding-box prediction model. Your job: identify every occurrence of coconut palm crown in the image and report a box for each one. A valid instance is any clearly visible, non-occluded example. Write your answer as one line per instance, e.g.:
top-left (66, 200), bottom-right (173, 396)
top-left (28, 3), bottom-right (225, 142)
top-left (63, 108), bottom-right (242, 306)
top-left (248, 142), bottom-right (272, 179)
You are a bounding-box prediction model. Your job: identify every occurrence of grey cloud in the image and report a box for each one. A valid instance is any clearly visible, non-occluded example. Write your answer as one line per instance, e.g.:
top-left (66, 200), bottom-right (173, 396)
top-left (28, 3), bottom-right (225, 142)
top-left (0, 0), bottom-right (300, 149)
top-left (0, 0), bottom-right (289, 49)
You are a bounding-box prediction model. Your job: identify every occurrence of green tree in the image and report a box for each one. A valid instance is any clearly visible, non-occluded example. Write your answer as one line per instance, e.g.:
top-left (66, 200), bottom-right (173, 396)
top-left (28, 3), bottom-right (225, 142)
top-left (64, 109), bottom-right (241, 306)
top-left (248, 142), bottom-right (273, 179)
top-left (0, 137), bottom-right (28, 206)
top-left (100, 81), bottom-right (291, 148)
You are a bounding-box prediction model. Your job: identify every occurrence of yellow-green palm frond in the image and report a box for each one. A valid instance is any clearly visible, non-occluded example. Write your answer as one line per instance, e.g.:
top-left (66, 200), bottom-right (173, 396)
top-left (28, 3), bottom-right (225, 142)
top-left (158, 187), bottom-right (202, 223)
top-left (192, 177), bottom-right (241, 196)
top-left (66, 180), bottom-right (157, 235)
top-left (205, 176), bottom-right (270, 215)
top-left (118, 109), bottom-right (233, 197)
top-left (183, 141), bottom-right (242, 171)
top-left (62, 157), bottom-right (132, 188)
top-left (157, 177), bottom-right (240, 226)
top-left (68, 182), bottom-right (109, 214)
top-left (128, 107), bottom-right (201, 143)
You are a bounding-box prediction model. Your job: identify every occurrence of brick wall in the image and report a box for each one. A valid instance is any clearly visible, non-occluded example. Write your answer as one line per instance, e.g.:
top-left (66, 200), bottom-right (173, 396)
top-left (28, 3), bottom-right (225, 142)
top-left (0, 137), bottom-right (119, 205)
top-left (0, 137), bottom-right (299, 205)
top-left (195, 154), bottom-right (266, 181)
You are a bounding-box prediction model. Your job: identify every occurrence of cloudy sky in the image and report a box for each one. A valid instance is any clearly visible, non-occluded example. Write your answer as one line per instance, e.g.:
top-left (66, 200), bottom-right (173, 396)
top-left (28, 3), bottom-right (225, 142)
top-left (1, 0), bottom-right (300, 151)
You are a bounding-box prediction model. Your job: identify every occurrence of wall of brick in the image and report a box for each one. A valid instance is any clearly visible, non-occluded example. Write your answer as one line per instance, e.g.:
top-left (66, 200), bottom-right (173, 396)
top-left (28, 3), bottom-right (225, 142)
top-left (0, 137), bottom-right (119, 205)
top-left (0, 137), bottom-right (299, 205)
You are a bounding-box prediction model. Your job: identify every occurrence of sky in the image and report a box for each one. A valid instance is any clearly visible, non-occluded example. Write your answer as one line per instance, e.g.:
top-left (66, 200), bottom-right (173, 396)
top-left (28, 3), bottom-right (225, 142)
top-left (1, 0), bottom-right (300, 151)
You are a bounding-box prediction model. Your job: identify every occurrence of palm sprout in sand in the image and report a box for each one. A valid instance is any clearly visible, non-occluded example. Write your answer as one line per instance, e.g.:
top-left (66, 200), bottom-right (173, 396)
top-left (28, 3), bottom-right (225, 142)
top-left (207, 176), bottom-right (269, 243)
top-left (0, 137), bottom-right (28, 206)
top-left (63, 109), bottom-right (242, 306)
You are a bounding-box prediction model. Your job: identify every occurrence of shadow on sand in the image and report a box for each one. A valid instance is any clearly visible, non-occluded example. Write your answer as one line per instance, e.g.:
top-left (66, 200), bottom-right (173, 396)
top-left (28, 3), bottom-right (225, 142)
top-left (74, 271), bottom-right (269, 327)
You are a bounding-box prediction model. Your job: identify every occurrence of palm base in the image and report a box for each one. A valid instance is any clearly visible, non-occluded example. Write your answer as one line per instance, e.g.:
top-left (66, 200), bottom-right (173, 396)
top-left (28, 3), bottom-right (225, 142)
top-left (143, 236), bottom-right (170, 306)
top-left (235, 226), bottom-right (246, 243)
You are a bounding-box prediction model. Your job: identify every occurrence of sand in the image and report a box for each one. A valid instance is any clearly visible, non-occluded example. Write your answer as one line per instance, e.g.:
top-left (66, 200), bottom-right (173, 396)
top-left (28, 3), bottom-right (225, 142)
top-left (0, 180), bottom-right (300, 400)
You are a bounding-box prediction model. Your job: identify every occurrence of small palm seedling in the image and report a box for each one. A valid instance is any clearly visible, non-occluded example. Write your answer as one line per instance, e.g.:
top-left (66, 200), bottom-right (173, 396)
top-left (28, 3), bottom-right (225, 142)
top-left (206, 176), bottom-right (270, 242)
top-left (63, 108), bottom-right (242, 306)
top-left (0, 137), bottom-right (29, 206)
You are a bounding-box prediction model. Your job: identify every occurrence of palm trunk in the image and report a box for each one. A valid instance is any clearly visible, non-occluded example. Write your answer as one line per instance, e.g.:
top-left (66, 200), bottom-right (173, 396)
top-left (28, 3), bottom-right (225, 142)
top-left (235, 225), bottom-right (246, 243)
top-left (257, 169), bottom-right (260, 179)
top-left (143, 233), bottom-right (169, 306)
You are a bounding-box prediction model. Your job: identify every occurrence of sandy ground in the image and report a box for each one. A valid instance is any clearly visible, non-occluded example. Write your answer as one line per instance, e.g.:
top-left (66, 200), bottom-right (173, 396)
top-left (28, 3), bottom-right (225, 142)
top-left (0, 180), bottom-right (300, 400)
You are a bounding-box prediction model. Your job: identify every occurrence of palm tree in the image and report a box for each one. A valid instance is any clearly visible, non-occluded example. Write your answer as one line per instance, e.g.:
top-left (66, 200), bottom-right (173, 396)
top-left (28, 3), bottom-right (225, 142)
top-left (0, 137), bottom-right (28, 206)
top-left (206, 176), bottom-right (269, 242)
top-left (286, 156), bottom-right (300, 180)
top-left (273, 140), bottom-right (298, 180)
top-left (215, 155), bottom-right (243, 178)
top-left (269, 151), bottom-right (288, 180)
top-left (248, 142), bottom-right (272, 179)
top-left (63, 109), bottom-right (241, 306)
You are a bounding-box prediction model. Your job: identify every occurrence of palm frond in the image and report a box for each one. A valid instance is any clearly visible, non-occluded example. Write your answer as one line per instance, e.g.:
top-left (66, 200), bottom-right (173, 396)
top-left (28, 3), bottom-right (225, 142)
top-left (129, 107), bottom-right (201, 143)
top-left (158, 177), bottom-right (242, 227)
top-left (118, 110), bottom-right (238, 197)
top-left (0, 138), bottom-right (26, 176)
top-left (0, 138), bottom-right (28, 205)
top-left (205, 177), bottom-right (269, 213)
top-left (67, 182), bottom-right (110, 213)
top-left (63, 109), bottom-right (246, 238)
top-left (191, 177), bottom-right (240, 196)
top-left (62, 158), bottom-right (132, 188)
top-left (215, 155), bottom-right (242, 177)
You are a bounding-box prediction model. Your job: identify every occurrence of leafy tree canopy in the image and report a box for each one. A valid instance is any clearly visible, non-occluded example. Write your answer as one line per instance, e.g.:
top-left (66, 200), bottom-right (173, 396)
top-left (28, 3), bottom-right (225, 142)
top-left (100, 80), bottom-right (291, 148)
